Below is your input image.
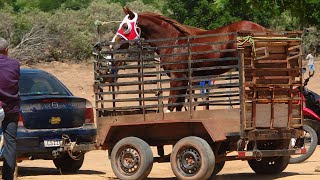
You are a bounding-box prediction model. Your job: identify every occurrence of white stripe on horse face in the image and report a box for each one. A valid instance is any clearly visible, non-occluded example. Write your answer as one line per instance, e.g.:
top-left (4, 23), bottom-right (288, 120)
top-left (110, 35), bottom-right (117, 49)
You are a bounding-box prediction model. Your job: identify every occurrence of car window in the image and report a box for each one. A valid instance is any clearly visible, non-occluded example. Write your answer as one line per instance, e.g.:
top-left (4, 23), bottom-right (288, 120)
top-left (20, 72), bottom-right (70, 96)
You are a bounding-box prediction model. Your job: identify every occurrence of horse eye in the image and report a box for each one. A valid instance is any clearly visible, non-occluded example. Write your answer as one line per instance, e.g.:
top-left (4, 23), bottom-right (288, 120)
top-left (122, 24), bottom-right (129, 31)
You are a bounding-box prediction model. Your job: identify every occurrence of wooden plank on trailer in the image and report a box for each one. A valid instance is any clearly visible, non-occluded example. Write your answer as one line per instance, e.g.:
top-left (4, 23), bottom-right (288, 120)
top-left (256, 54), bottom-right (287, 60)
top-left (273, 104), bottom-right (289, 127)
top-left (254, 42), bottom-right (295, 47)
top-left (254, 59), bottom-right (288, 64)
top-left (256, 104), bottom-right (271, 127)
top-left (262, 46), bottom-right (286, 54)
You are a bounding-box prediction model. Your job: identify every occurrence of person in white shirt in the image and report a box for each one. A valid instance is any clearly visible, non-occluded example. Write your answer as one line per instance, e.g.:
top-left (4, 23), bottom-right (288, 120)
top-left (306, 50), bottom-right (316, 77)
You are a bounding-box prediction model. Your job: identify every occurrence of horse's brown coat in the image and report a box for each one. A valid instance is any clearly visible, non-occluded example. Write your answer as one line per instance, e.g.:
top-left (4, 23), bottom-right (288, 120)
top-left (114, 7), bottom-right (267, 111)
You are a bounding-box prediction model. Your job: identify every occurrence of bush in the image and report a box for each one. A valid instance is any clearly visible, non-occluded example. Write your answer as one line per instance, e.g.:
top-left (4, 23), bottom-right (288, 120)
top-left (0, 0), bottom-right (165, 63)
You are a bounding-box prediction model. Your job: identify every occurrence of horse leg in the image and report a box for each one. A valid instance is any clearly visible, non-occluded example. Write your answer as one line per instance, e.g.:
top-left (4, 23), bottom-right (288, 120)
top-left (184, 89), bottom-right (197, 111)
top-left (167, 73), bottom-right (188, 112)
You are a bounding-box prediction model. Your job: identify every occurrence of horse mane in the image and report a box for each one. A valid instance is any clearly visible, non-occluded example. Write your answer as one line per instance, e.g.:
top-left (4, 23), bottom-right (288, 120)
top-left (140, 12), bottom-right (199, 36)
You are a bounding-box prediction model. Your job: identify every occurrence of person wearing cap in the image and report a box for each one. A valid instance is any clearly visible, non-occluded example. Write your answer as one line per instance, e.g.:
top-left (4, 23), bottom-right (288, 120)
top-left (0, 37), bottom-right (20, 180)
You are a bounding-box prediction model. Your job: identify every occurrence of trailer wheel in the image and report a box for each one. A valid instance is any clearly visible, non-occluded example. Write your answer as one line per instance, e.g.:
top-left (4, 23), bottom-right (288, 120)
top-left (248, 156), bottom-right (290, 174)
top-left (170, 136), bottom-right (215, 180)
top-left (212, 161), bottom-right (225, 176)
top-left (289, 125), bottom-right (318, 164)
top-left (110, 137), bottom-right (153, 180)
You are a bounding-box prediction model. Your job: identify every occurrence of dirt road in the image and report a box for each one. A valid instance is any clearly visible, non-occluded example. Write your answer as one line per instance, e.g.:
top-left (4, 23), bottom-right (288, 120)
top-left (14, 147), bottom-right (320, 180)
top-left (14, 61), bottom-right (320, 180)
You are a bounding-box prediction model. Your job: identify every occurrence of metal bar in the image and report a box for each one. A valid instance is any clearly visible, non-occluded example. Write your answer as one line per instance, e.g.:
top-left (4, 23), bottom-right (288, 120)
top-left (98, 71), bottom-right (239, 80)
top-left (192, 99), bottom-right (240, 106)
top-left (139, 43), bottom-right (146, 121)
top-left (187, 36), bottom-right (193, 116)
top-left (97, 89), bottom-right (240, 96)
top-left (190, 48), bottom-right (237, 56)
top-left (190, 40), bottom-right (237, 47)
top-left (99, 32), bottom-right (237, 46)
top-left (270, 88), bottom-right (274, 128)
top-left (97, 56), bottom-right (238, 66)
top-left (97, 75), bottom-right (240, 87)
top-left (238, 149), bottom-right (300, 157)
top-left (156, 59), bottom-right (164, 113)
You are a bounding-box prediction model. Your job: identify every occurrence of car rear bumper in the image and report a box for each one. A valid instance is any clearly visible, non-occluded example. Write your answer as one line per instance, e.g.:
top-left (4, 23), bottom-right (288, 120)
top-left (16, 124), bottom-right (97, 158)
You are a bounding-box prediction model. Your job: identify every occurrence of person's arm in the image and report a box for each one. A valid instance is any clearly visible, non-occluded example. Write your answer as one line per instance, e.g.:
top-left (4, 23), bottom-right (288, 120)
top-left (0, 101), bottom-right (7, 108)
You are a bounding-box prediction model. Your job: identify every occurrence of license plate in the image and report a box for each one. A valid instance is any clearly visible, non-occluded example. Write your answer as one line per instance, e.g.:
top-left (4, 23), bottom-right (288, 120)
top-left (44, 139), bottom-right (62, 147)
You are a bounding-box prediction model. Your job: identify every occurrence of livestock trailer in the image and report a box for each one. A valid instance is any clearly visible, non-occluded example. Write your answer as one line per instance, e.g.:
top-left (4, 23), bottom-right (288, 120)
top-left (93, 31), bottom-right (305, 179)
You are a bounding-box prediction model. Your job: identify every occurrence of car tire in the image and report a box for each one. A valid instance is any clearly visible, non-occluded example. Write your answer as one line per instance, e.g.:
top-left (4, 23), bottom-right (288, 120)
top-left (14, 162), bottom-right (18, 180)
top-left (53, 153), bottom-right (84, 174)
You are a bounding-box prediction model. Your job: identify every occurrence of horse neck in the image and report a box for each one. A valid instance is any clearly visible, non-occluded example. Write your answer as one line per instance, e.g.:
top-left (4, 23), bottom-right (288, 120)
top-left (139, 16), bottom-right (189, 54)
top-left (144, 28), bottom-right (183, 54)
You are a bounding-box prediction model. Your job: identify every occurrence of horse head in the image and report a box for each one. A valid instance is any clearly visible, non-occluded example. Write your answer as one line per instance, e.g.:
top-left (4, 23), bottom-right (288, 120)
top-left (111, 7), bottom-right (141, 50)
top-left (111, 7), bottom-right (194, 51)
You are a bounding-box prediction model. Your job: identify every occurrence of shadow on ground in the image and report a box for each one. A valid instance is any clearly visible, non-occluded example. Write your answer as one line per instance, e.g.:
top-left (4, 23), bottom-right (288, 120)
top-left (16, 166), bottom-right (105, 177)
top-left (145, 172), bottom-right (315, 180)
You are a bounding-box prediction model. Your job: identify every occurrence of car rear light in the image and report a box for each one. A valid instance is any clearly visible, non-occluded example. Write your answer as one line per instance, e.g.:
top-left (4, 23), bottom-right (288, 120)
top-left (85, 100), bottom-right (94, 124)
top-left (18, 113), bottom-right (24, 127)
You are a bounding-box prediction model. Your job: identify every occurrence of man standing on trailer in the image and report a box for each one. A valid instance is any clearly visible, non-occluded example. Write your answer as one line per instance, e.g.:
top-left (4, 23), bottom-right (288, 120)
top-left (306, 49), bottom-right (316, 77)
top-left (0, 37), bottom-right (20, 180)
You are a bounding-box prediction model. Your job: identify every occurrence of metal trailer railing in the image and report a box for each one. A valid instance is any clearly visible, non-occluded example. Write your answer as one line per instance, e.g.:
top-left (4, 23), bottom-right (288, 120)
top-left (93, 32), bottom-right (240, 115)
top-left (93, 31), bottom-right (304, 146)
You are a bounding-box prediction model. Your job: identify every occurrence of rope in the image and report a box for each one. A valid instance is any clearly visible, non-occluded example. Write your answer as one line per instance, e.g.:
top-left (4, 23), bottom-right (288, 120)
top-left (237, 35), bottom-right (302, 59)
top-left (94, 20), bottom-right (122, 27)
top-left (237, 36), bottom-right (257, 57)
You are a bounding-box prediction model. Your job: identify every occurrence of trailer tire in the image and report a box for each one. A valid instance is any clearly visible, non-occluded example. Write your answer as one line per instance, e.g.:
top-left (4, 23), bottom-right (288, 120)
top-left (289, 125), bottom-right (318, 164)
top-left (248, 156), bottom-right (290, 174)
top-left (211, 161), bottom-right (225, 176)
top-left (53, 153), bottom-right (84, 174)
top-left (170, 136), bottom-right (215, 180)
top-left (110, 137), bottom-right (153, 180)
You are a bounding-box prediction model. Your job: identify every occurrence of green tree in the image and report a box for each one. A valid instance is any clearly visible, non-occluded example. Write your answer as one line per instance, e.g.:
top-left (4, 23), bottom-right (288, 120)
top-left (63, 0), bottom-right (93, 10)
top-left (164, 0), bottom-right (280, 29)
top-left (164, 0), bottom-right (320, 30)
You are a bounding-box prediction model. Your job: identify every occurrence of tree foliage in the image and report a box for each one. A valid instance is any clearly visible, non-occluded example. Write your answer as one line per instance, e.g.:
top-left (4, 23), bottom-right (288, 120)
top-left (0, 0), bottom-right (319, 62)
top-left (164, 0), bottom-right (320, 30)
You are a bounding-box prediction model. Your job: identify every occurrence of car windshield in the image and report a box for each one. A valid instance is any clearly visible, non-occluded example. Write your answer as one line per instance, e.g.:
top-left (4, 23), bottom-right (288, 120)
top-left (19, 72), bottom-right (70, 96)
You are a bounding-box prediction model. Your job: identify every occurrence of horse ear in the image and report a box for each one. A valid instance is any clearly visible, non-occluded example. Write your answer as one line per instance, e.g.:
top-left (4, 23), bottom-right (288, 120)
top-left (123, 6), bottom-right (129, 14)
top-left (123, 6), bottom-right (135, 20)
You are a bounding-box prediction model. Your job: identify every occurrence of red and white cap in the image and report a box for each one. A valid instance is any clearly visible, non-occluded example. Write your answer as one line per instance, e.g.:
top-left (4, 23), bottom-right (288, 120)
top-left (114, 12), bottom-right (140, 41)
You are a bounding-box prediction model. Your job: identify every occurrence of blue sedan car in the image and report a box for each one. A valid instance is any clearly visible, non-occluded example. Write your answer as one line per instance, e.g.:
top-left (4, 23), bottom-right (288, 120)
top-left (8, 68), bottom-right (97, 173)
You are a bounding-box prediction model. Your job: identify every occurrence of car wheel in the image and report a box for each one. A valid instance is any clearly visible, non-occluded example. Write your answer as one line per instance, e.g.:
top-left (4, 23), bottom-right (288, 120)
top-left (14, 162), bottom-right (18, 180)
top-left (53, 153), bottom-right (84, 174)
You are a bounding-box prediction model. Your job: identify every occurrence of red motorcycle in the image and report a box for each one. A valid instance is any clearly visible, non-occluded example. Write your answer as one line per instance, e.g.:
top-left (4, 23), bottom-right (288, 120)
top-left (290, 74), bottom-right (319, 163)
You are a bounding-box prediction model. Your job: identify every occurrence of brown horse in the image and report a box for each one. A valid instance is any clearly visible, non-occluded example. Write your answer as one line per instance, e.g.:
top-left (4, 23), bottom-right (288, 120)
top-left (112, 7), bottom-right (267, 112)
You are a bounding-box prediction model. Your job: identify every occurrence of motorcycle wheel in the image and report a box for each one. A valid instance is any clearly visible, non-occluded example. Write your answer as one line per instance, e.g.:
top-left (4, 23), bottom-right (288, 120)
top-left (289, 125), bottom-right (318, 164)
